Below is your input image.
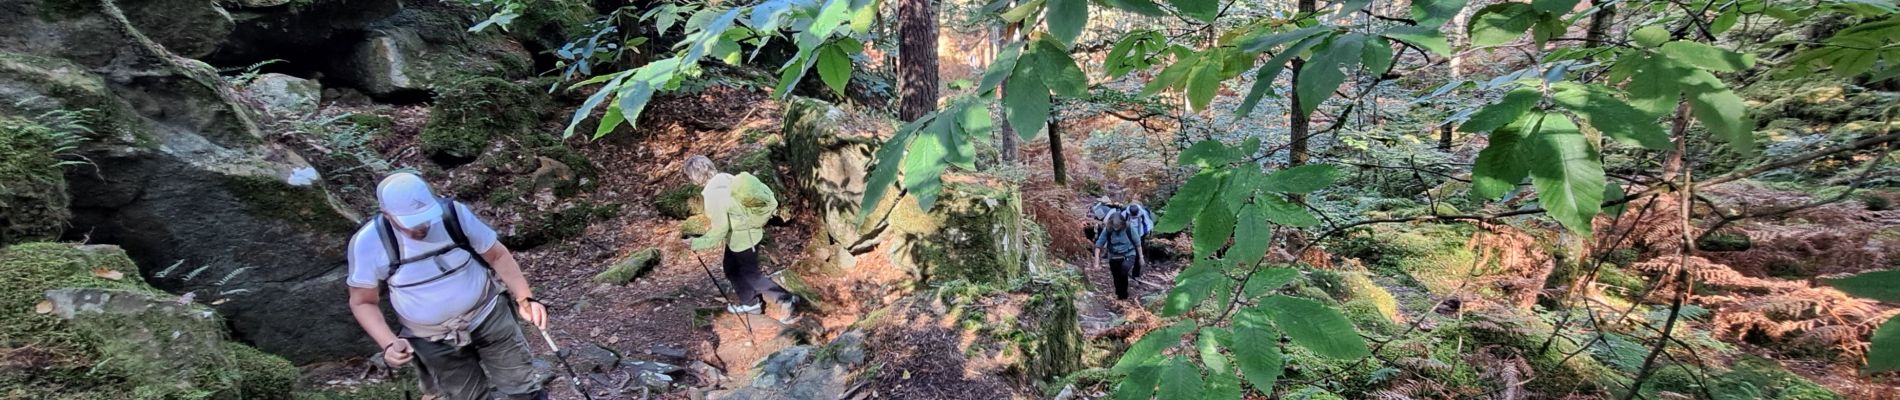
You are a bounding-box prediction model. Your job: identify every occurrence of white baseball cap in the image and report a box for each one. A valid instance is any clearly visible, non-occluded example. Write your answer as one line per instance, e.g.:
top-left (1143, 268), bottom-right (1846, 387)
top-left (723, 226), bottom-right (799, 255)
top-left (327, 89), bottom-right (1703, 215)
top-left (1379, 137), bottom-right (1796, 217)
top-left (377, 173), bottom-right (442, 229)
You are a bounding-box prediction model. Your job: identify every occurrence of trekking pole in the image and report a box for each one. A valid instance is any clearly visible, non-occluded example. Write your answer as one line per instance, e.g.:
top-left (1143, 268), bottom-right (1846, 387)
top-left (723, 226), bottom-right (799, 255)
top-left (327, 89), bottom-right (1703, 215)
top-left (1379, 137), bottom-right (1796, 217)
top-left (686, 248), bottom-right (759, 348)
top-left (534, 327), bottom-right (598, 400)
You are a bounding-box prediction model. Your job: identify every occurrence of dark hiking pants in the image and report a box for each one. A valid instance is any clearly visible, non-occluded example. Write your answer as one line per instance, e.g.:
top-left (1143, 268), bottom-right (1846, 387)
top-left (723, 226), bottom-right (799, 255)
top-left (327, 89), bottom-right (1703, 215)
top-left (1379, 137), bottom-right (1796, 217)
top-left (410, 303), bottom-right (547, 400)
top-left (1110, 257), bottom-right (1136, 300)
top-left (724, 248), bottom-right (792, 306)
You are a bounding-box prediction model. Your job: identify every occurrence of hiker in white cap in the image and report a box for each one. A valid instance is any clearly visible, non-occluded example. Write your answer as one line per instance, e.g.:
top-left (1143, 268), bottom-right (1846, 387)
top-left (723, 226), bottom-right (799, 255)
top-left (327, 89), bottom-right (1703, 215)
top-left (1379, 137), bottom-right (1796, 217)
top-left (345, 172), bottom-right (549, 400)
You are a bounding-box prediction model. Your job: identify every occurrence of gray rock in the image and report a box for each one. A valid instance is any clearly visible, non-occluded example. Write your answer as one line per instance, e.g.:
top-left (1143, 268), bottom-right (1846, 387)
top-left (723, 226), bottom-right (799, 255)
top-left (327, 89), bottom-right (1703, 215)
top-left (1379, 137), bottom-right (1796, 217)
top-left (649, 344), bottom-right (689, 360)
top-left (570, 343), bottom-right (621, 374)
top-left (333, 7), bottom-right (532, 98)
top-left (750, 345), bottom-right (812, 388)
top-left (241, 73), bottom-right (321, 117)
top-left (620, 359), bottom-right (682, 389)
top-left (1, 0), bottom-right (367, 364)
top-left (42, 288), bottom-right (217, 321)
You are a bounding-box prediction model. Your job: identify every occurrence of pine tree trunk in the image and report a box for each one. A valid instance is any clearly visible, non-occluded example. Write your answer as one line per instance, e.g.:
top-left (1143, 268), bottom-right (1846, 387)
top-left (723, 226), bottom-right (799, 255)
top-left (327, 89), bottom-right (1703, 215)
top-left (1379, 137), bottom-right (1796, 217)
top-left (898, 0), bottom-right (939, 122)
top-left (1586, 2), bottom-right (1616, 46)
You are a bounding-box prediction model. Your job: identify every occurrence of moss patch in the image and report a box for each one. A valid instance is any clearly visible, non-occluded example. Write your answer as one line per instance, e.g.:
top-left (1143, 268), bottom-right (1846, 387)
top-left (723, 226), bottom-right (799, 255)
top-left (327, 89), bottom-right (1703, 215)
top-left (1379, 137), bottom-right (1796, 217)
top-left (1330, 224), bottom-right (1479, 294)
top-left (0, 243), bottom-right (300, 399)
top-left (501, 201), bottom-right (621, 250)
top-left (221, 174), bottom-right (356, 234)
top-left (654, 184), bottom-right (703, 220)
top-left (593, 247), bottom-right (659, 284)
top-left (892, 180), bottom-right (1030, 286)
top-left (0, 117), bottom-right (77, 245)
top-left (420, 77), bottom-right (544, 163)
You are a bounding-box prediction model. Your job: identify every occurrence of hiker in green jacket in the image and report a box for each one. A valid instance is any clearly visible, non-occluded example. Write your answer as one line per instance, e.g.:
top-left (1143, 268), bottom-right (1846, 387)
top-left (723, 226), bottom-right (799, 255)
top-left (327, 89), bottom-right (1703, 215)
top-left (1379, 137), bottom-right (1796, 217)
top-left (684, 155), bottom-right (799, 317)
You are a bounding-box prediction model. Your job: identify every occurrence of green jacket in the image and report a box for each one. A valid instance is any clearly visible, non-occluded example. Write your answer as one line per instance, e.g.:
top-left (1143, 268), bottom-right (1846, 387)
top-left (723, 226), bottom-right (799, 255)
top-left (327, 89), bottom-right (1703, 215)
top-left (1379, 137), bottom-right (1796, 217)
top-left (690, 172), bottom-right (777, 252)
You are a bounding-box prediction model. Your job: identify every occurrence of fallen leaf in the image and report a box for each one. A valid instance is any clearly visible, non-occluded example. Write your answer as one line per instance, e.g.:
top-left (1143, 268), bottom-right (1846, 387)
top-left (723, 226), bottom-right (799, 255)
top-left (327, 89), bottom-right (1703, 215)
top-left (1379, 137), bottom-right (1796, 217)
top-left (92, 268), bottom-right (123, 281)
top-left (211, 298), bottom-right (229, 305)
top-left (35, 300), bottom-right (53, 314)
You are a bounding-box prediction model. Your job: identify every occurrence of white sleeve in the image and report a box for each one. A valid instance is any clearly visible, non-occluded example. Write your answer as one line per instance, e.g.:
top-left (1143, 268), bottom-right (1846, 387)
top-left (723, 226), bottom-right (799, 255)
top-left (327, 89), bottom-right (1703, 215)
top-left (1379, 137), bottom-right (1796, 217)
top-left (454, 202), bottom-right (500, 253)
top-left (346, 227), bottom-right (389, 289)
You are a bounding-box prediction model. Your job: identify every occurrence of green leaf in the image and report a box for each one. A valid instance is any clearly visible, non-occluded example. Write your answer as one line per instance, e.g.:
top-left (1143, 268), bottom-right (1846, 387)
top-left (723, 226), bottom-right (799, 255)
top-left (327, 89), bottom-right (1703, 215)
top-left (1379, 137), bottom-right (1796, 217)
top-left (1710, 10), bottom-right (1739, 35)
top-left (1361, 37), bottom-right (1395, 75)
top-left (1047, 0), bottom-right (1087, 46)
top-left (1660, 41), bottom-right (1755, 72)
top-left (1532, 0), bottom-right (1579, 14)
top-left (1470, 113), bottom-right (1533, 202)
top-left (1871, 316), bottom-right (1900, 373)
top-left (1295, 35), bottom-right (1365, 117)
top-left (1113, 365), bottom-right (1161, 400)
top-left (1525, 113), bottom-right (1604, 235)
top-left (1000, 0), bottom-right (1044, 23)
top-left (1114, 321), bottom-right (1195, 372)
top-left (1626, 55), bottom-right (1682, 117)
top-left (1166, 260), bottom-right (1225, 315)
top-left (859, 125), bottom-right (920, 222)
top-left (1530, 14), bottom-right (1566, 46)
top-left (903, 119), bottom-right (955, 210)
top-left (1230, 204), bottom-right (1272, 266)
top-left (594, 103), bottom-right (625, 139)
top-left (1222, 165), bottom-right (1262, 215)
top-left (951, 104), bottom-right (989, 170)
top-left (1160, 356), bottom-right (1206, 399)
top-left (1828, 270), bottom-right (1900, 302)
top-left (1157, 170), bottom-right (1222, 233)
top-left (1383, 25), bottom-right (1451, 57)
top-left (1233, 327), bottom-right (1284, 393)
top-left (1241, 268), bottom-right (1299, 298)
top-left (1468, 3), bottom-right (1537, 47)
top-left (1256, 194), bottom-right (1319, 227)
top-left (1143, 53), bottom-right (1199, 97)
top-left (1260, 164), bottom-right (1340, 193)
top-left (1550, 83), bottom-right (1671, 150)
top-left (1459, 87), bottom-right (1541, 133)
top-left (1003, 67), bottom-right (1052, 140)
top-left (816, 44), bottom-right (853, 97)
top-left (1032, 37), bottom-right (1090, 96)
top-left (1169, 0), bottom-right (1217, 22)
top-left (1255, 295), bottom-right (1371, 359)
top-left (1238, 26), bottom-right (1331, 53)
top-left (1179, 140), bottom-right (1238, 167)
top-left (850, 0), bottom-right (879, 33)
top-left (1631, 26), bottom-right (1670, 48)
top-left (1238, 34), bottom-right (1328, 116)
top-left (1193, 200), bottom-right (1237, 258)
top-left (1680, 69), bottom-right (1755, 155)
top-left (1198, 329), bottom-right (1242, 400)
top-left (1186, 57), bottom-right (1223, 111)
top-left (978, 42), bottom-right (1025, 94)
top-left (1106, 34), bottom-right (1148, 78)
top-left (610, 80), bottom-right (657, 135)
top-left (1411, 0), bottom-right (1466, 28)
top-left (1100, 0), bottom-right (1167, 17)
top-left (566, 73), bottom-right (626, 138)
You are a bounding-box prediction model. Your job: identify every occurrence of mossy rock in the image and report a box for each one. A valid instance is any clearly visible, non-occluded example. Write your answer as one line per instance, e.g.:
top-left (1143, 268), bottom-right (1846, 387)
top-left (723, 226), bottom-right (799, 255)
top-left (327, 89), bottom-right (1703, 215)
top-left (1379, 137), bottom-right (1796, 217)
top-left (0, 51), bottom-right (146, 145)
top-left (1329, 224), bottom-right (1478, 294)
top-left (0, 117), bottom-right (77, 245)
top-left (593, 248), bottom-right (660, 284)
top-left (887, 180), bottom-right (1034, 285)
top-left (501, 201), bottom-right (621, 250)
top-left (654, 184), bottom-right (704, 220)
top-left (420, 77), bottom-right (544, 164)
top-left (221, 174), bottom-right (358, 234)
top-left (1013, 275), bottom-right (1084, 383)
top-left (0, 243), bottom-right (300, 399)
top-left (1696, 232), bottom-right (1753, 252)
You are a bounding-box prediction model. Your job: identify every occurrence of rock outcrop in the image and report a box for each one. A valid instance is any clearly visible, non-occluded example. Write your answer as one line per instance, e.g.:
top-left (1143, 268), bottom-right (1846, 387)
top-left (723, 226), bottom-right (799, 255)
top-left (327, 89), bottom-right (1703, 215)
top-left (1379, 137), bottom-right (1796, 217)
top-left (0, 116), bottom-right (77, 245)
top-left (0, 243), bottom-right (299, 398)
top-left (0, 0), bottom-right (368, 363)
top-left (333, 6), bottom-right (534, 99)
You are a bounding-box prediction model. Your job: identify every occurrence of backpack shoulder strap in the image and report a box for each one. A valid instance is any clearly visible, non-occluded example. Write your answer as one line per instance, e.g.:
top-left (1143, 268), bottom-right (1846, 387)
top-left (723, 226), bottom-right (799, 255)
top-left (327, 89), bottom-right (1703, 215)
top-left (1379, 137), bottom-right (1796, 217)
top-left (437, 198), bottom-right (489, 269)
top-left (372, 215), bottom-right (409, 277)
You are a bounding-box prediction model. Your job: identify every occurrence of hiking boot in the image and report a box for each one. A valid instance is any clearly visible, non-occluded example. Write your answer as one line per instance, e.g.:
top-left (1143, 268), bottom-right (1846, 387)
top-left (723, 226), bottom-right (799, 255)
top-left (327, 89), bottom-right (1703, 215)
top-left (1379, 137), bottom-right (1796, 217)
top-left (772, 296), bottom-right (801, 324)
top-left (727, 303), bottom-right (762, 314)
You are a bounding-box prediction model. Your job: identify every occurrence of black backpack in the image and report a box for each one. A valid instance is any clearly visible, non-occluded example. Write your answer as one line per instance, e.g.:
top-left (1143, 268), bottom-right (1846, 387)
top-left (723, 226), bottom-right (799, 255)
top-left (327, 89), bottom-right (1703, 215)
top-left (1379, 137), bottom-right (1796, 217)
top-left (367, 198), bottom-right (491, 289)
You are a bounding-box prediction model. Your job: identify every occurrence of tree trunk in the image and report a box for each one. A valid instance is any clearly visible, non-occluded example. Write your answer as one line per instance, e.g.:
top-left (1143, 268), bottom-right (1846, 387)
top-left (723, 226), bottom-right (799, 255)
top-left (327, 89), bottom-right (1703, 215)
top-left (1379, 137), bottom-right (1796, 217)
top-left (996, 5), bottom-right (1021, 163)
top-left (898, 0), bottom-right (939, 122)
top-left (1586, 2), bottom-right (1616, 46)
top-left (1437, 122), bottom-right (1453, 151)
top-left (1049, 109), bottom-right (1068, 185)
top-left (1287, 0), bottom-right (1316, 167)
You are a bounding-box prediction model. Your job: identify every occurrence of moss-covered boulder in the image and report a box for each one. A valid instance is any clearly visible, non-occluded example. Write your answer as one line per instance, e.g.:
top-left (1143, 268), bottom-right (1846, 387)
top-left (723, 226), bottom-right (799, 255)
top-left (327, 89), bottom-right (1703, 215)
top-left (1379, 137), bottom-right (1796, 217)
top-left (0, 243), bottom-right (299, 399)
top-left (335, 6), bottom-right (534, 98)
top-left (778, 97), bottom-right (883, 252)
top-left (420, 77), bottom-right (544, 162)
top-left (888, 180), bottom-right (1034, 285)
top-left (0, 117), bottom-right (78, 245)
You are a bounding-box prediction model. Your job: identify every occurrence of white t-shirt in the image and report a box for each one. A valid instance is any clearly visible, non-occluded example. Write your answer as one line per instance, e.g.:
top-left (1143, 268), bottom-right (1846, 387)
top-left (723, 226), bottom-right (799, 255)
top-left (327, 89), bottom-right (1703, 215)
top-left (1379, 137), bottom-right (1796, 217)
top-left (347, 202), bottom-right (502, 328)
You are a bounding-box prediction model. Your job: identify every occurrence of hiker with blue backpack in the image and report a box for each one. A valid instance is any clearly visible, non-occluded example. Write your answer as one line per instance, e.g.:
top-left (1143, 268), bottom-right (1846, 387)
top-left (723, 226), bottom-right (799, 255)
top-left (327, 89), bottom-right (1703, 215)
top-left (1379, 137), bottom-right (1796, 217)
top-left (345, 173), bottom-right (550, 400)
top-left (1091, 196), bottom-right (1154, 300)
